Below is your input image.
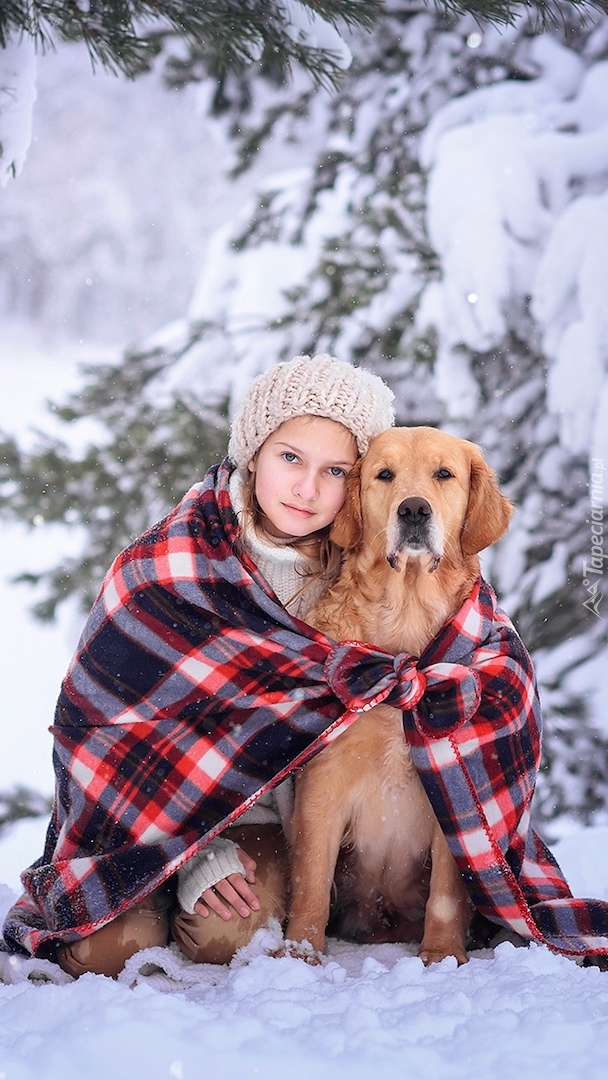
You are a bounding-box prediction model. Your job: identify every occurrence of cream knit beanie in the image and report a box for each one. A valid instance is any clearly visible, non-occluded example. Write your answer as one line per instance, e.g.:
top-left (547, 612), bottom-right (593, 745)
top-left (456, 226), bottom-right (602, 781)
top-left (228, 354), bottom-right (395, 469)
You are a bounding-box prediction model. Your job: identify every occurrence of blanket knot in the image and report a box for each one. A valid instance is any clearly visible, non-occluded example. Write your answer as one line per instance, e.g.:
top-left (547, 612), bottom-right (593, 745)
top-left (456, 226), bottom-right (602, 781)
top-left (325, 642), bottom-right (425, 712)
top-left (325, 643), bottom-right (482, 729)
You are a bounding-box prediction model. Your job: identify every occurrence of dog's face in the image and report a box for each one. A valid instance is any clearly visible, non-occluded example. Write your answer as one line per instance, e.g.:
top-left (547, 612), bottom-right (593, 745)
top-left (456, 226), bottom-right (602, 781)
top-left (331, 427), bottom-right (512, 569)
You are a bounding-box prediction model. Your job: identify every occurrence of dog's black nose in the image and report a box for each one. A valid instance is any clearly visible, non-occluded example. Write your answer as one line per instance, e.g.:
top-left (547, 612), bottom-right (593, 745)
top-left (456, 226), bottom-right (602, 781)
top-left (397, 497), bottom-right (432, 521)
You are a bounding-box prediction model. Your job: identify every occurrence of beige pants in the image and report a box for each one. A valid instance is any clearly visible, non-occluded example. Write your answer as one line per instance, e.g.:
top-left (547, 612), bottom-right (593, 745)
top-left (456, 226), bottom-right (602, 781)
top-left (56, 824), bottom-right (288, 977)
top-left (56, 881), bottom-right (174, 979)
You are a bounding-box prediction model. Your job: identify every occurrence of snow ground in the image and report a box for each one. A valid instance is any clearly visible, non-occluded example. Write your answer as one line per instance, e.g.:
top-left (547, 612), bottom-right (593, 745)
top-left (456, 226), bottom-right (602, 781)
top-left (1, 822), bottom-right (608, 1080)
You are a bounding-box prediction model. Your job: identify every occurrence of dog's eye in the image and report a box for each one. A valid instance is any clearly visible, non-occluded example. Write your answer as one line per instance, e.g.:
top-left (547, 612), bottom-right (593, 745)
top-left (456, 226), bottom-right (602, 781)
top-left (434, 468), bottom-right (454, 480)
top-left (376, 469), bottom-right (394, 482)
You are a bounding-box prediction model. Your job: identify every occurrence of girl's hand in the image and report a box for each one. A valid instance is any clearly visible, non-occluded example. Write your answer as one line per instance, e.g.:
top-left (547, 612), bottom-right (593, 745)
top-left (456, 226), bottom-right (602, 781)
top-left (193, 849), bottom-right (260, 920)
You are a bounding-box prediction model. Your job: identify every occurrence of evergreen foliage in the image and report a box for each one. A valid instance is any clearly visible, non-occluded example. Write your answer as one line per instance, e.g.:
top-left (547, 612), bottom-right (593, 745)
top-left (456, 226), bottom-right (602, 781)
top-left (1, 2), bottom-right (607, 86)
top-left (0, 785), bottom-right (52, 835)
top-left (0, 344), bottom-right (229, 620)
top-left (0, 1), bottom-right (380, 83)
top-left (438, 0), bottom-right (608, 27)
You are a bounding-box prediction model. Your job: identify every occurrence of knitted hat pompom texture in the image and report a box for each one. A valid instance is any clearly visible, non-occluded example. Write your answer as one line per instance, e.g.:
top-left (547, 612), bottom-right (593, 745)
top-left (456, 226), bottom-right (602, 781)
top-left (228, 354), bottom-right (395, 469)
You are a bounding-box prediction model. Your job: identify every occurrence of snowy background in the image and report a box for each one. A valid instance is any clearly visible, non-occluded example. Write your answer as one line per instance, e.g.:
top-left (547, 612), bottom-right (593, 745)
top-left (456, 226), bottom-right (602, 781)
top-left (2, 7), bottom-right (608, 1076)
top-left (0, 40), bottom-right (319, 793)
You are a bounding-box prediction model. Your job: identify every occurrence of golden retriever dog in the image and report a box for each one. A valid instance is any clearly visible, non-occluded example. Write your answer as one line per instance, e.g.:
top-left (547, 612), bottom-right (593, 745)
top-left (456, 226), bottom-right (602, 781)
top-left (285, 426), bottom-right (512, 965)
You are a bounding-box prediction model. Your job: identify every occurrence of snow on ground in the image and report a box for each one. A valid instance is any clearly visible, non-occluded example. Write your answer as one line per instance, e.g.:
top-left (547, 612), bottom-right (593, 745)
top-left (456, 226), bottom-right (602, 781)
top-left (1, 819), bottom-right (607, 1079)
top-left (1, 936), bottom-right (607, 1080)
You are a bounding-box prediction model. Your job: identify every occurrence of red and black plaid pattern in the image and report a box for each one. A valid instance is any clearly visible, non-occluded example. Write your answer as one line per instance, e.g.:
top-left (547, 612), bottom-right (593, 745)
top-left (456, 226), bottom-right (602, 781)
top-left (3, 459), bottom-right (608, 961)
top-left (399, 588), bottom-right (608, 956)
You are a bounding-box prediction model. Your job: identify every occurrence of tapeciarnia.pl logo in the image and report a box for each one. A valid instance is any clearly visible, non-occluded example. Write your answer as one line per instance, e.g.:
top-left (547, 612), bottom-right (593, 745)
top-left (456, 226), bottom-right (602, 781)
top-left (582, 458), bottom-right (606, 619)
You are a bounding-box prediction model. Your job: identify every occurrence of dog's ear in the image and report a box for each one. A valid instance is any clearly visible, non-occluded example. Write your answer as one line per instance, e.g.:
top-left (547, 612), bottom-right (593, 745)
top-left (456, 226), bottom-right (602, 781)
top-left (461, 450), bottom-right (512, 554)
top-left (330, 459), bottom-right (363, 550)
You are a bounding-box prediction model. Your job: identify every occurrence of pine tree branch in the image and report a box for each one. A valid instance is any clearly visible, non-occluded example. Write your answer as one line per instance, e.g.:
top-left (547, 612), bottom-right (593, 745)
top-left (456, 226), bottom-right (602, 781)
top-left (0, 785), bottom-right (52, 835)
top-left (0, 347), bottom-right (230, 619)
top-left (0, 1), bottom-right (382, 81)
top-left (433, 0), bottom-right (608, 27)
top-left (2, 1), bottom-right (606, 80)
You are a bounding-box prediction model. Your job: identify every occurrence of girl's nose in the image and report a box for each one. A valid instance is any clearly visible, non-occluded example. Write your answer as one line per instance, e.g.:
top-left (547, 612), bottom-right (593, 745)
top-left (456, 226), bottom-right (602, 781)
top-left (293, 471), bottom-right (319, 501)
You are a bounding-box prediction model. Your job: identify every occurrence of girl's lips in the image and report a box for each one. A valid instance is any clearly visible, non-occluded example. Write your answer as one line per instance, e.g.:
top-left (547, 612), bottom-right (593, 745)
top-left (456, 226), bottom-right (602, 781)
top-left (283, 503), bottom-right (315, 517)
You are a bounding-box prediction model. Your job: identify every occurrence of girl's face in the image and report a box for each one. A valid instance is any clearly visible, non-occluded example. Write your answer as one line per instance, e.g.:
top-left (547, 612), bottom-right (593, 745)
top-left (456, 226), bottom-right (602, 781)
top-left (248, 415), bottom-right (358, 539)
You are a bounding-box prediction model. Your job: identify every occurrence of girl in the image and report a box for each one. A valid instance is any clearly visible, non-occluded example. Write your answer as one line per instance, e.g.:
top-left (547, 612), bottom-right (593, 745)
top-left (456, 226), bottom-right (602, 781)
top-left (3, 354), bottom-right (395, 977)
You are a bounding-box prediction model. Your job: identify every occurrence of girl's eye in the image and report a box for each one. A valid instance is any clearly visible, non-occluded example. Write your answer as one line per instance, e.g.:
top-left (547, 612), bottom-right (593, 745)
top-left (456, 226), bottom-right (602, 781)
top-left (282, 452), bottom-right (299, 463)
top-left (328, 466), bottom-right (346, 478)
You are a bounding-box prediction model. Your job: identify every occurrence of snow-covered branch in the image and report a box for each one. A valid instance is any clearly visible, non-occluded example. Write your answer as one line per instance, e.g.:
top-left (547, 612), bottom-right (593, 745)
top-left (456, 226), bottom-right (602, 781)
top-left (0, 34), bottom-right (37, 187)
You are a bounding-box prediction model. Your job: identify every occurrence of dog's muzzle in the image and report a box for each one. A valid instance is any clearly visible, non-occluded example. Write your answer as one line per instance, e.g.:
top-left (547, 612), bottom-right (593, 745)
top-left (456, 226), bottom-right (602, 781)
top-left (397, 496), bottom-right (432, 547)
top-left (387, 497), bottom-right (441, 571)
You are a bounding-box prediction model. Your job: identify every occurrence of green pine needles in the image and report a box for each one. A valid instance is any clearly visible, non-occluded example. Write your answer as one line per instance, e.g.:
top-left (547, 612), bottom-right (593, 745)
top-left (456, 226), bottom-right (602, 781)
top-left (0, 1), bottom-right (381, 83)
top-left (2, 2), bottom-right (607, 86)
top-left (0, 345), bottom-right (229, 620)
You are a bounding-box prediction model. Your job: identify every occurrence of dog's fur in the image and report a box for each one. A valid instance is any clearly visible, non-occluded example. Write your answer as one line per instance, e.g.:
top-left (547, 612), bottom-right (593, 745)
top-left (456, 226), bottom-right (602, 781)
top-left (285, 426), bottom-right (512, 964)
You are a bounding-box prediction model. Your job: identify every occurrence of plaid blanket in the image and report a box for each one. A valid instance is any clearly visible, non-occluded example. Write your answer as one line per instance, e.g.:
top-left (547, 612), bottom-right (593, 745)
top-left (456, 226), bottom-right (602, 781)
top-left (4, 459), bottom-right (608, 961)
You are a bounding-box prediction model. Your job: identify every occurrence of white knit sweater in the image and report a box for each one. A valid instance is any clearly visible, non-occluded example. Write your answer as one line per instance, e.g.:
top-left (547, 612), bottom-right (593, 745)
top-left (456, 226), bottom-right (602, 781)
top-left (177, 472), bottom-right (325, 913)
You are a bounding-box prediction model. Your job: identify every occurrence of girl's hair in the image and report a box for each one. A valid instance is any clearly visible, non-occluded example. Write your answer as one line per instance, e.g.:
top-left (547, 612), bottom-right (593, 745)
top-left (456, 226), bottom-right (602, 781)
top-left (239, 466), bottom-right (343, 601)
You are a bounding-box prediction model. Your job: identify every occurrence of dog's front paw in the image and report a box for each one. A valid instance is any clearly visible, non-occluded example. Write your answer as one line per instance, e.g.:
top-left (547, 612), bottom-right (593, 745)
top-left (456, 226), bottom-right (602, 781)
top-left (418, 942), bottom-right (468, 967)
top-left (271, 939), bottom-right (324, 965)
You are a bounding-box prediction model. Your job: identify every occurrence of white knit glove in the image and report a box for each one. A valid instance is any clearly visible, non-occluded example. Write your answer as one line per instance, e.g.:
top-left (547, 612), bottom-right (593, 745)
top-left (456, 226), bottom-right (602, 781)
top-left (177, 838), bottom-right (245, 915)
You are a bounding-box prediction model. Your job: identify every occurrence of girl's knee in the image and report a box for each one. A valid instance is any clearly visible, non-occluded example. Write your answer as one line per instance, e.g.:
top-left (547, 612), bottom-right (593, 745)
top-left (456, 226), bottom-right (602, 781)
top-left (172, 890), bottom-right (284, 965)
top-left (56, 887), bottom-right (172, 979)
